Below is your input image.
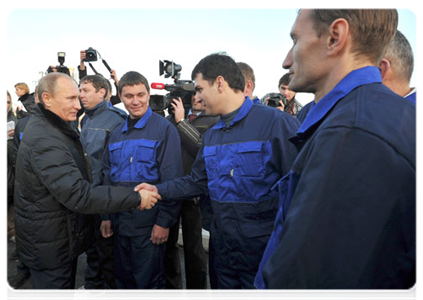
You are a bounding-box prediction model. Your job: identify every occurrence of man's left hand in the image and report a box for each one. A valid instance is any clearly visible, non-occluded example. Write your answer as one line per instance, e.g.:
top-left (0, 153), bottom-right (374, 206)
top-left (150, 224), bottom-right (169, 245)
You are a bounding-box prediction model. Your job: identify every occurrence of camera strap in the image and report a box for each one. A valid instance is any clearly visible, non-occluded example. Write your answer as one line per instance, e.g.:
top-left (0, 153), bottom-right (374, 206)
top-left (88, 62), bottom-right (99, 75)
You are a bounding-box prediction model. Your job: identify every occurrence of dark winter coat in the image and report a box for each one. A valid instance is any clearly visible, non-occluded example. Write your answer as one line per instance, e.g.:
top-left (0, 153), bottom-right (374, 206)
top-left (14, 104), bottom-right (141, 270)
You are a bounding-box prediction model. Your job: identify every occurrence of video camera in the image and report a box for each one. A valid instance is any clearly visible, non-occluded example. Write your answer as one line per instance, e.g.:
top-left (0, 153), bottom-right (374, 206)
top-left (47, 52), bottom-right (70, 75)
top-left (150, 60), bottom-right (195, 113)
top-left (261, 92), bottom-right (288, 108)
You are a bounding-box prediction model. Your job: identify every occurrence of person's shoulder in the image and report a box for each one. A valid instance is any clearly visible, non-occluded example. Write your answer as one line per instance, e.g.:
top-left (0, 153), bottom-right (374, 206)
top-left (107, 105), bottom-right (127, 119)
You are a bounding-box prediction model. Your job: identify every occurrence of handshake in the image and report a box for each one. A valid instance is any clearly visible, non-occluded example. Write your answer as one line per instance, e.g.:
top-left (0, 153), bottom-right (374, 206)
top-left (135, 183), bottom-right (161, 210)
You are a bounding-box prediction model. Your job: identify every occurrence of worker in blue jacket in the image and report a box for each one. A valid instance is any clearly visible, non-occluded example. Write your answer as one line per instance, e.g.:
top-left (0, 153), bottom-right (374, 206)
top-left (255, 9), bottom-right (415, 289)
top-left (136, 53), bottom-right (300, 289)
top-left (100, 71), bottom-right (183, 289)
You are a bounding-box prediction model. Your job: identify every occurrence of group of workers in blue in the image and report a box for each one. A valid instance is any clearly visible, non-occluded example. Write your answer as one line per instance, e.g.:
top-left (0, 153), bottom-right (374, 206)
top-left (12, 8), bottom-right (415, 290)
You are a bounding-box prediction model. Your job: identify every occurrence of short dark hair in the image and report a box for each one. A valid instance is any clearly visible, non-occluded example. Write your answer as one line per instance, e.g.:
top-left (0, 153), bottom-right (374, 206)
top-left (191, 53), bottom-right (245, 92)
top-left (118, 71), bottom-right (150, 94)
top-left (309, 9), bottom-right (398, 64)
top-left (385, 30), bottom-right (414, 82)
top-left (80, 75), bottom-right (109, 95)
top-left (237, 62), bottom-right (255, 91)
top-left (278, 73), bottom-right (290, 88)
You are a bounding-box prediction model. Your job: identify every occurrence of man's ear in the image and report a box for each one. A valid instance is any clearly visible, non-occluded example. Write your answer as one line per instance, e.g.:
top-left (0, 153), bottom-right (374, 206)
top-left (378, 58), bottom-right (391, 80)
top-left (245, 80), bottom-right (254, 95)
top-left (215, 76), bottom-right (225, 93)
top-left (41, 92), bottom-right (52, 108)
top-left (327, 18), bottom-right (349, 56)
top-left (99, 87), bottom-right (107, 99)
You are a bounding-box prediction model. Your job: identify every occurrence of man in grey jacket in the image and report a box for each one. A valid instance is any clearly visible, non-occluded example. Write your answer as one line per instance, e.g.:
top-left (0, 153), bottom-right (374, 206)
top-left (79, 75), bottom-right (127, 289)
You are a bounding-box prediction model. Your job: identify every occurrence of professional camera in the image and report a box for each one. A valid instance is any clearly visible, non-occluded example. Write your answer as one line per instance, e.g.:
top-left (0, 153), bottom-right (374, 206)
top-left (261, 93), bottom-right (288, 108)
top-left (47, 52), bottom-right (70, 75)
top-left (150, 60), bottom-right (195, 113)
top-left (83, 47), bottom-right (98, 62)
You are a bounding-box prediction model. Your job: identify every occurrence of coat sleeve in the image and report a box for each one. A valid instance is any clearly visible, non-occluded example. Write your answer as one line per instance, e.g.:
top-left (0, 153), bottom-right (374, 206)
top-left (263, 127), bottom-right (416, 288)
top-left (156, 143), bottom-right (209, 201)
top-left (30, 135), bottom-right (140, 215)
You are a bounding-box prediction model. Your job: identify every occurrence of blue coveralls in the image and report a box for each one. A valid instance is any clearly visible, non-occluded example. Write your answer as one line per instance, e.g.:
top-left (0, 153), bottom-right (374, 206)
top-left (102, 107), bottom-right (183, 289)
top-left (157, 97), bottom-right (300, 288)
top-left (255, 67), bottom-right (416, 289)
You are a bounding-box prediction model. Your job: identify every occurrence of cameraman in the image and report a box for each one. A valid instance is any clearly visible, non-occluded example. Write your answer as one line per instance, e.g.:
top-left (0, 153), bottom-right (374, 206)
top-left (165, 94), bottom-right (219, 289)
top-left (78, 50), bottom-right (121, 106)
top-left (278, 73), bottom-right (303, 116)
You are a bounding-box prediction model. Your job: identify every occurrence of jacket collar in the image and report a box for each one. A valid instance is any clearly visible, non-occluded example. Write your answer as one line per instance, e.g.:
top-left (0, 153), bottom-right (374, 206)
top-left (85, 100), bottom-right (108, 117)
top-left (212, 96), bottom-right (254, 130)
top-left (121, 106), bottom-right (153, 132)
top-left (297, 66), bottom-right (382, 136)
top-left (37, 103), bottom-right (80, 140)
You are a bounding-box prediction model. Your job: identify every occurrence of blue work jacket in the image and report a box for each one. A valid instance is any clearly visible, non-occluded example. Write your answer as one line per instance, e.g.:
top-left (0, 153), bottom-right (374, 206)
top-left (255, 67), bottom-right (416, 289)
top-left (157, 97), bottom-right (300, 271)
top-left (406, 90), bottom-right (416, 104)
top-left (102, 107), bottom-right (183, 237)
top-left (80, 100), bottom-right (126, 186)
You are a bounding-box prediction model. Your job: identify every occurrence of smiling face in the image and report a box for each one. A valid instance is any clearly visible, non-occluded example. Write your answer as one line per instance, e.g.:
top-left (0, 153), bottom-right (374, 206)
top-left (120, 83), bottom-right (150, 119)
top-left (194, 73), bottom-right (221, 116)
top-left (282, 9), bottom-right (329, 95)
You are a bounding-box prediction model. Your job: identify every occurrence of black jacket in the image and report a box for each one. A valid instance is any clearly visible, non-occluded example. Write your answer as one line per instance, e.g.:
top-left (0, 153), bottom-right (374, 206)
top-left (14, 104), bottom-right (141, 270)
top-left (167, 112), bottom-right (219, 175)
top-left (16, 93), bottom-right (36, 119)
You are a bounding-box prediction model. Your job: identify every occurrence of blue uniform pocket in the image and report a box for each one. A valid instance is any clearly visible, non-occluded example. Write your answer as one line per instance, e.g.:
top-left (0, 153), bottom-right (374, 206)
top-left (134, 139), bottom-right (159, 182)
top-left (235, 141), bottom-right (265, 177)
top-left (109, 141), bottom-right (124, 181)
top-left (203, 146), bottom-right (218, 180)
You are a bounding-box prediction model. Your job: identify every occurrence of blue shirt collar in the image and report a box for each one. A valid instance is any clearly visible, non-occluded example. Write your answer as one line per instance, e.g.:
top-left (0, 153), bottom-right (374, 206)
top-left (121, 106), bottom-right (153, 132)
top-left (251, 96), bottom-right (261, 104)
top-left (212, 96), bottom-right (254, 130)
top-left (298, 66), bottom-right (382, 135)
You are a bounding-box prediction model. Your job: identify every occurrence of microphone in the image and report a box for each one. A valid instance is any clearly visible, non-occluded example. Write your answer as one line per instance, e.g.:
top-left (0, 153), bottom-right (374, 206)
top-left (151, 82), bottom-right (166, 90)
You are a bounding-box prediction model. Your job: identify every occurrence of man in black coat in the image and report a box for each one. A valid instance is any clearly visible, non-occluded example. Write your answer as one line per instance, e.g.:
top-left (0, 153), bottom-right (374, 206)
top-left (13, 73), bottom-right (160, 289)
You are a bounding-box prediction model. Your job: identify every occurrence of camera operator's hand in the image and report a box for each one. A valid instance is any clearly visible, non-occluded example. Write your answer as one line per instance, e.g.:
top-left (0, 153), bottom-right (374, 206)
top-left (110, 69), bottom-right (119, 85)
top-left (80, 50), bottom-right (86, 70)
top-left (171, 97), bottom-right (185, 123)
top-left (277, 100), bottom-right (285, 111)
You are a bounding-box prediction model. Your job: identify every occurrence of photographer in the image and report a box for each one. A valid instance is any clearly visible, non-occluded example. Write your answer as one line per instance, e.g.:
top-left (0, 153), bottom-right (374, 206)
top-left (165, 94), bottom-right (219, 289)
top-left (78, 49), bottom-right (121, 106)
top-left (277, 73), bottom-right (303, 116)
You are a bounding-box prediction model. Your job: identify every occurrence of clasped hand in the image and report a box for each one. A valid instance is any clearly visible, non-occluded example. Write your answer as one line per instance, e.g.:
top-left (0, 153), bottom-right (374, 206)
top-left (136, 188), bottom-right (161, 210)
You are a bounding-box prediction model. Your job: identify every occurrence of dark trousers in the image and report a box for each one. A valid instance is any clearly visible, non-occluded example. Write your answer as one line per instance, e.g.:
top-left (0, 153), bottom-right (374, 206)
top-left (84, 234), bottom-right (115, 289)
top-left (30, 258), bottom-right (78, 289)
top-left (165, 199), bottom-right (207, 289)
top-left (208, 235), bottom-right (218, 289)
top-left (114, 234), bottom-right (166, 289)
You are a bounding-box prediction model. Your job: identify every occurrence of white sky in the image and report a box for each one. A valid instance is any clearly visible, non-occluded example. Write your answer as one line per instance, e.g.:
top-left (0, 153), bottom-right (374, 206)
top-left (3, 2), bottom-right (418, 107)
